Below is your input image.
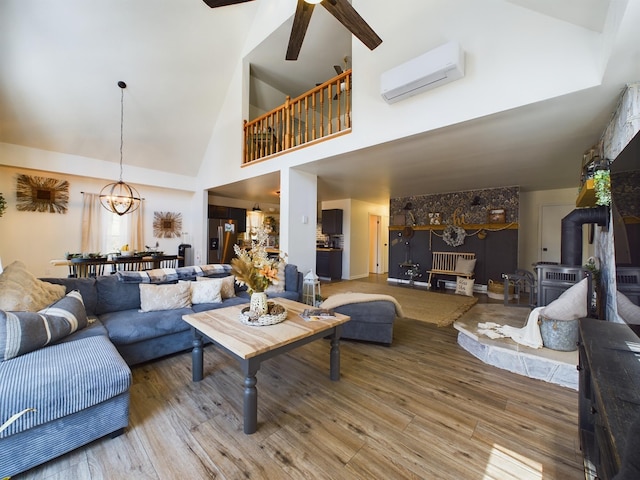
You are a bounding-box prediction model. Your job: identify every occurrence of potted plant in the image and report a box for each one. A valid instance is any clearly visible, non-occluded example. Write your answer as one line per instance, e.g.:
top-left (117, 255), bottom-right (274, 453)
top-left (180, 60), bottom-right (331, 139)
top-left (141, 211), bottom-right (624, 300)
top-left (593, 170), bottom-right (611, 206)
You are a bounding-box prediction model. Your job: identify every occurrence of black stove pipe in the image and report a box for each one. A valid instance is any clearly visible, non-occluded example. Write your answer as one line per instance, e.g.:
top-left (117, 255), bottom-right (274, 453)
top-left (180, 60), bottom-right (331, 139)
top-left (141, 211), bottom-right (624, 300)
top-left (561, 206), bottom-right (608, 265)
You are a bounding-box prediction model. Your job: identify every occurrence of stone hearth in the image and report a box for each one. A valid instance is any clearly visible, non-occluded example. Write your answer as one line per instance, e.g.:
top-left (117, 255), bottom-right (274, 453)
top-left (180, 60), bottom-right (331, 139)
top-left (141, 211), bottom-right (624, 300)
top-left (453, 303), bottom-right (578, 390)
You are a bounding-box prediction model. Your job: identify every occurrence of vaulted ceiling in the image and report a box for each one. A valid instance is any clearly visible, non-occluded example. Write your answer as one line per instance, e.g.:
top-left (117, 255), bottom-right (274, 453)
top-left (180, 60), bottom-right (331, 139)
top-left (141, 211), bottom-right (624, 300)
top-left (1, 0), bottom-right (638, 206)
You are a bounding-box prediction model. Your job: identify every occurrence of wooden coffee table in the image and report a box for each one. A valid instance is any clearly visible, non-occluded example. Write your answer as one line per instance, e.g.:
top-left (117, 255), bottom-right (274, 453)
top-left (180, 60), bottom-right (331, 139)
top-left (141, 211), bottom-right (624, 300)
top-left (182, 297), bottom-right (350, 434)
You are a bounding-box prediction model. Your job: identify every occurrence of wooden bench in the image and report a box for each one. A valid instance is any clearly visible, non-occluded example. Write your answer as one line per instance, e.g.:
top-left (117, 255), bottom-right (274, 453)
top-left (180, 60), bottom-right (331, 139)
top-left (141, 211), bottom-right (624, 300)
top-left (426, 252), bottom-right (476, 288)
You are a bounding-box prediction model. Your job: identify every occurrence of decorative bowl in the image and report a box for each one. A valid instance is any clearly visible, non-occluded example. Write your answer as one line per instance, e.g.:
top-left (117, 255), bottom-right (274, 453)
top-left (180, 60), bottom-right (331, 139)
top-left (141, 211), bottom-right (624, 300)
top-left (238, 302), bottom-right (287, 326)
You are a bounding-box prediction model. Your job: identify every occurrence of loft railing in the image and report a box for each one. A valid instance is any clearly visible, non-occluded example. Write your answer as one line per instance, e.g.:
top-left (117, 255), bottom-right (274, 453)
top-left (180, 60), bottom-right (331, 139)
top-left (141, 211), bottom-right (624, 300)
top-left (243, 69), bottom-right (352, 164)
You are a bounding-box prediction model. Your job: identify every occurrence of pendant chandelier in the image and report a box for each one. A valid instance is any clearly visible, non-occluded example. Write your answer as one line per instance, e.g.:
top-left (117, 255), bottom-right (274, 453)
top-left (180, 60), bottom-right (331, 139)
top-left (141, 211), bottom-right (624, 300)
top-left (100, 81), bottom-right (142, 216)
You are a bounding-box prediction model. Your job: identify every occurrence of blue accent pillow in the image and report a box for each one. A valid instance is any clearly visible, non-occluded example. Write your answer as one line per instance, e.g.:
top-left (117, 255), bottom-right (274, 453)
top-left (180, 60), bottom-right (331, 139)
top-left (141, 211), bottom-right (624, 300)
top-left (0, 290), bottom-right (88, 361)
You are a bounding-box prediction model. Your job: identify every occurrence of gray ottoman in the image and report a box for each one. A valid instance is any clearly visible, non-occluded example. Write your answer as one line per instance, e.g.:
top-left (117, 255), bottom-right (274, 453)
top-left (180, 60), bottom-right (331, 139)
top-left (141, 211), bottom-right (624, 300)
top-left (332, 300), bottom-right (397, 346)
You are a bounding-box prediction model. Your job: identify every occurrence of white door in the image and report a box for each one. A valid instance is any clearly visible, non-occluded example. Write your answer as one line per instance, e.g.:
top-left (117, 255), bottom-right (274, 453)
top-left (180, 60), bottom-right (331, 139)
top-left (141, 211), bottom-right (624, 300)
top-left (539, 204), bottom-right (574, 263)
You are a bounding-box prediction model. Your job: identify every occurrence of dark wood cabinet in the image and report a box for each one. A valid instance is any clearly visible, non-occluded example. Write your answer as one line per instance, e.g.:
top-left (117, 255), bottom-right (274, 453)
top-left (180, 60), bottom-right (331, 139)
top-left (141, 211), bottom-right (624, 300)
top-left (578, 318), bottom-right (640, 479)
top-left (208, 205), bottom-right (246, 232)
top-left (316, 249), bottom-right (342, 280)
top-left (321, 209), bottom-right (343, 234)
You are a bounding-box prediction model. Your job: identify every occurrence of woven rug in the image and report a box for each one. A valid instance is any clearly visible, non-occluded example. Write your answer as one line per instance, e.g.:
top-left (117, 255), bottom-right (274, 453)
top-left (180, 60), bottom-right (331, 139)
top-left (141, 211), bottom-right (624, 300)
top-left (320, 279), bottom-right (478, 327)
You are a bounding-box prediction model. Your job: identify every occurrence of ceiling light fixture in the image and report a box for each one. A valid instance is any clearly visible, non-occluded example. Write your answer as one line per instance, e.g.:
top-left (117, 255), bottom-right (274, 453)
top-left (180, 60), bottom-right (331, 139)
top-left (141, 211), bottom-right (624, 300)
top-left (252, 203), bottom-right (262, 212)
top-left (100, 81), bottom-right (142, 216)
top-left (304, 0), bottom-right (323, 4)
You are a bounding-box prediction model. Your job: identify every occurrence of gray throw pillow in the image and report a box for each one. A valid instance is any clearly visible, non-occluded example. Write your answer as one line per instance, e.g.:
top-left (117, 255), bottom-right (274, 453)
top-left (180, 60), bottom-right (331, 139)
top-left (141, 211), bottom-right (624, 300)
top-left (0, 290), bottom-right (88, 361)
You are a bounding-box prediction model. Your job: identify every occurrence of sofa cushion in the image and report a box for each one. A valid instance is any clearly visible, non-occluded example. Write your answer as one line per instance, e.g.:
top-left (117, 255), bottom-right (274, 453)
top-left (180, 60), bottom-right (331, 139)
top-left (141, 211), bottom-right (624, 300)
top-left (542, 277), bottom-right (588, 319)
top-left (284, 263), bottom-right (300, 293)
top-left (617, 291), bottom-right (640, 324)
top-left (0, 290), bottom-right (88, 361)
top-left (181, 280), bottom-right (222, 304)
top-left (40, 277), bottom-right (98, 316)
top-left (139, 283), bottom-right (191, 312)
top-left (0, 261), bottom-right (66, 312)
top-left (0, 335), bottom-right (130, 438)
top-left (96, 275), bottom-right (141, 314)
top-left (191, 294), bottom-right (249, 313)
top-left (99, 308), bottom-right (193, 345)
top-left (197, 275), bottom-right (236, 299)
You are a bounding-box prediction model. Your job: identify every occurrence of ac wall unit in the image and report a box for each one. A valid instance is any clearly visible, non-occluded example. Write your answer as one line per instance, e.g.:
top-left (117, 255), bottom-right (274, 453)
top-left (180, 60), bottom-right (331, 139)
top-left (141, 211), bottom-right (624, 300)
top-left (380, 41), bottom-right (465, 104)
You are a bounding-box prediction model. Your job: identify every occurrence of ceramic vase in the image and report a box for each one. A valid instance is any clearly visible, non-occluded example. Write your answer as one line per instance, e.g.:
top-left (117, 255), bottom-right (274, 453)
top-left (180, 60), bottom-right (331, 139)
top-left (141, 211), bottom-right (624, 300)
top-left (250, 291), bottom-right (268, 316)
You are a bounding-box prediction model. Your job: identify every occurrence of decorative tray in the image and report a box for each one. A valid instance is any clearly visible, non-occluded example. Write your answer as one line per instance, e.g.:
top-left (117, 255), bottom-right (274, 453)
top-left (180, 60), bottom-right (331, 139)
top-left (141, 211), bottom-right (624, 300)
top-left (239, 302), bottom-right (287, 326)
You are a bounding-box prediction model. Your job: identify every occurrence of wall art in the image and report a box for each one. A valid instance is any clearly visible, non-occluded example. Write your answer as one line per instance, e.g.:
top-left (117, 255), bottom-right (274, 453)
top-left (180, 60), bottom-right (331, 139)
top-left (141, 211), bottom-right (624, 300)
top-left (153, 211), bottom-right (182, 238)
top-left (16, 174), bottom-right (69, 213)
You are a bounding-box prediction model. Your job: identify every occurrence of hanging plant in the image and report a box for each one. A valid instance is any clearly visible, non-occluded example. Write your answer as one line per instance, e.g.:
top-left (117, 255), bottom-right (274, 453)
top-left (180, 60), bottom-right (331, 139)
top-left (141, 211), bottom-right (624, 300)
top-left (593, 170), bottom-right (611, 206)
top-left (442, 225), bottom-right (466, 247)
top-left (0, 192), bottom-right (6, 217)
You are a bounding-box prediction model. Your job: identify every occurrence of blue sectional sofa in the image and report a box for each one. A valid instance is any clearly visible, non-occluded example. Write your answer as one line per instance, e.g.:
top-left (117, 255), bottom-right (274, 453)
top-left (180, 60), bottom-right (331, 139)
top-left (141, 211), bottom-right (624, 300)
top-left (0, 263), bottom-right (302, 478)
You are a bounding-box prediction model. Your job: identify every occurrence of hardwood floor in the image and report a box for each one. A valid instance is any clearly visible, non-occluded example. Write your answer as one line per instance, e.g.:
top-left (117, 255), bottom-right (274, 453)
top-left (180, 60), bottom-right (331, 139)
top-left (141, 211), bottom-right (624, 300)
top-left (15, 277), bottom-right (583, 479)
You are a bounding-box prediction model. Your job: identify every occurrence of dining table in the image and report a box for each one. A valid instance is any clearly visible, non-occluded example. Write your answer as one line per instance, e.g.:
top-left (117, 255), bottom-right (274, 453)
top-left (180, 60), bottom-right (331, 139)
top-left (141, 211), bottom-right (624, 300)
top-left (50, 254), bottom-right (182, 278)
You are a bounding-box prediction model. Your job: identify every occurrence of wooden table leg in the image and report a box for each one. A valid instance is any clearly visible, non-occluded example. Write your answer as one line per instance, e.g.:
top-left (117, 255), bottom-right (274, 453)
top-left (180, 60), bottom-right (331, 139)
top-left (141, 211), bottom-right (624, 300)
top-left (330, 325), bottom-right (342, 381)
top-left (191, 328), bottom-right (204, 382)
top-left (241, 359), bottom-right (260, 434)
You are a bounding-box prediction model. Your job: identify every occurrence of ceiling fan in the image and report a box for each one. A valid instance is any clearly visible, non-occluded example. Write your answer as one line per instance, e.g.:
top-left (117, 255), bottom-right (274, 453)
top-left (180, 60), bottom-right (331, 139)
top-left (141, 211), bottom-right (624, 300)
top-left (202, 0), bottom-right (382, 61)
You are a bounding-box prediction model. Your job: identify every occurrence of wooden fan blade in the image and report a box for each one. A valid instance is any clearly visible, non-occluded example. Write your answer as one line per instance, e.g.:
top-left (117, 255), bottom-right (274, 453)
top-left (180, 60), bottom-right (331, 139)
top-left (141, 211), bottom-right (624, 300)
top-left (321, 0), bottom-right (382, 51)
top-left (202, 0), bottom-right (254, 8)
top-left (286, 0), bottom-right (315, 61)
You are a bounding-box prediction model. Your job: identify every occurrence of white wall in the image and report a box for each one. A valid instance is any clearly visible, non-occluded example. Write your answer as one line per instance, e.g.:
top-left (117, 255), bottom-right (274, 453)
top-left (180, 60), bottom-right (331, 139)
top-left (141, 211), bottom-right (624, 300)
top-left (321, 198), bottom-right (389, 280)
top-left (0, 164), bottom-right (196, 278)
top-left (519, 187), bottom-right (594, 272)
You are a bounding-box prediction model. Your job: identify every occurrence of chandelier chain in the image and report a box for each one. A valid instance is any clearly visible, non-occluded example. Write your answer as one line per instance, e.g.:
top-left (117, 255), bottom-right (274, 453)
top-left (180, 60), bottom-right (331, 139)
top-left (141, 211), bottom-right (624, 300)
top-left (119, 85), bottom-right (124, 182)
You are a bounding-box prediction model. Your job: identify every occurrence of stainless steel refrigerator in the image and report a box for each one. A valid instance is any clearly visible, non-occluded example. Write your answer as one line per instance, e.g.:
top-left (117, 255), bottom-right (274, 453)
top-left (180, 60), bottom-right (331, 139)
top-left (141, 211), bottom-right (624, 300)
top-left (208, 219), bottom-right (238, 264)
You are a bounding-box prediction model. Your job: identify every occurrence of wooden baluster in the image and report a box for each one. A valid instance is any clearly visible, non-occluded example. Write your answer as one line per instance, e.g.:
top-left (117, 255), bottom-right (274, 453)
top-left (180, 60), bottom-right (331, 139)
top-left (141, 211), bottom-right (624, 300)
top-left (284, 96), bottom-right (291, 150)
top-left (311, 92), bottom-right (317, 141)
top-left (242, 120), bottom-right (249, 164)
top-left (336, 80), bottom-right (341, 133)
top-left (297, 98), bottom-right (302, 147)
top-left (328, 83), bottom-right (334, 135)
top-left (260, 119), bottom-right (266, 158)
top-left (303, 96), bottom-right (308, 145)
top-left (345, 72), bottom-right (351, 129)
top-left (319, 89), bottom-right (324, 138)
top-left (267, 116), bottom-right (272, 156)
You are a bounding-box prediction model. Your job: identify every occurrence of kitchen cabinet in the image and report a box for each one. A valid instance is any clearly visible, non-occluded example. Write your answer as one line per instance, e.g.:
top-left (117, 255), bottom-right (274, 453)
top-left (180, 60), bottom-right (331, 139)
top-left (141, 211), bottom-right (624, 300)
top-left (208, 205), bottom-right (246, 232)
top-left (316, 249), bottom-right (342, 280)
top-left (321, 209), bottom-right (343, 234)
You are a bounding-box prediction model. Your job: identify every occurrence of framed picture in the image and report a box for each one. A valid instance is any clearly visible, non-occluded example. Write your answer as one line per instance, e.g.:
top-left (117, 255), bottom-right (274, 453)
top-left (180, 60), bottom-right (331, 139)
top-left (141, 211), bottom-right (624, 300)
top-left (488, 208), bottom-right (506, 223)
top-left (153, 211), bottom-right (183, 238)
top-left (392, 214), bottom-right (405, 226)
top-left (428, 212), bottom-right (441, 225)
top-left (16, 174), bottom-right (69, 214)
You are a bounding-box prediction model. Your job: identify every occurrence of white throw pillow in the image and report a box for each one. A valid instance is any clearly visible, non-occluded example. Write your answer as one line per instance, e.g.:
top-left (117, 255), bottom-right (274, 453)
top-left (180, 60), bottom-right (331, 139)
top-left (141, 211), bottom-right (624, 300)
top-left (617, 291), bottom-right (640, 324)
top-left (541, 277), bottom-right (588, 320)
top-left (181, 280), bottom-right (222, 305)
top-left (455, 276), bottom-right (475, 296)
top-left (455, 257), bottom-right (476, 274)
top-left (197, 275), bottom-right (236, 299)
top-left (0, 260), bottom-right (66, 311)
top-left (139, 283), bottom-right (191, 312)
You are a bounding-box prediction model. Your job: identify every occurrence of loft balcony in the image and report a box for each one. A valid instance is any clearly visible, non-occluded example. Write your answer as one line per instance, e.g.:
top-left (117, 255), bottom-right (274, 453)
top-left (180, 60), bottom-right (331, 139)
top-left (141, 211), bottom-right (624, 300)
top-left (243, 69), bottom-right (352, 164)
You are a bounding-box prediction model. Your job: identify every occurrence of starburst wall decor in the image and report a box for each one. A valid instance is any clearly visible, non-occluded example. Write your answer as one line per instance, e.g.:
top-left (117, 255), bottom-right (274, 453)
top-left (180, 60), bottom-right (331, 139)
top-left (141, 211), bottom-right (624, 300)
top-left (153, 211), bottom-right (182, 238)
top-left (16, 174), bottom-right (69, 214)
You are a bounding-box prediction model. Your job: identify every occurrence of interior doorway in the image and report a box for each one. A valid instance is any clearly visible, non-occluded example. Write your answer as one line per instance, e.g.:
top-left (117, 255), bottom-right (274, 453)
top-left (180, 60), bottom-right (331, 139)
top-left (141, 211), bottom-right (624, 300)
top-left (368, 214), bottom-right (383, 274)
top-left (539, 204), bottom-right (574, 264)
